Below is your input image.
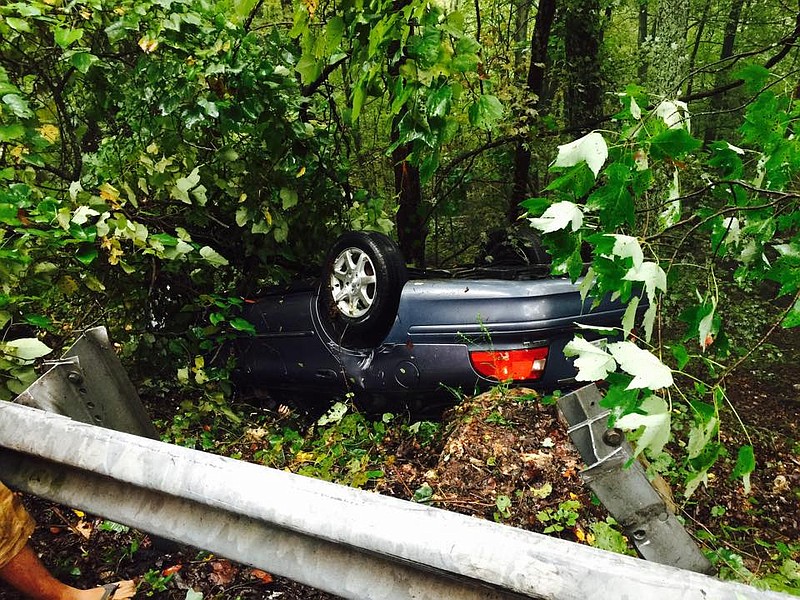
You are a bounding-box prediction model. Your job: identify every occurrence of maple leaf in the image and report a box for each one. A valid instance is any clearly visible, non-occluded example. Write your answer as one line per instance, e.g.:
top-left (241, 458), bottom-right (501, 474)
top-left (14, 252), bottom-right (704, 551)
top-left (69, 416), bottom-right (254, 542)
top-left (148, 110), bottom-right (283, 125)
top-left (608, 234), bottom-right (643, 269)
top-left (623, 261), bottom-right (667, 302)
top-left (249, 569), bottom-right (274, 584)
top-left (655, 100), bottom-right (691, 131)
top-left (608, 341), bottom-right (673, 389)
top-left (552, 131), bottom-right (608, 177)
top-left (615, 395), bottom-right (671, 458)
top-left (564, 337), bottom-right (616, 381)
top-left (209, 560), bottom-right (237, 586)
top-left (528, 201), bottom-right (584, 233)
top-left (162, 564), bottom-right (182, 576)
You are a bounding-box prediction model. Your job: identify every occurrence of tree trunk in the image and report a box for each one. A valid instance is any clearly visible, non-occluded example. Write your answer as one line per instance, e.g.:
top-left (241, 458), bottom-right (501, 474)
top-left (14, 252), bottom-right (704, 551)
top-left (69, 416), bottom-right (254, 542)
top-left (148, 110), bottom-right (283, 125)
top-left (649, 0), bottom-right (689, 96)
top-left (513, 0), bottom-right (531, 79)
top-left (564, 0), bottom-right (603, 130)
top-left (638, 0), bottom-right (648, 83)
top-left (509, 0), bottom-right (557, 221)
top-left (392, 137), bottom-right (426, 267)
top-left (685, 0), bottom-right (711, 97)
top-left (704, 0), bottom-right (746, 142)
top-left (388, 5), bottom-right (425, 267)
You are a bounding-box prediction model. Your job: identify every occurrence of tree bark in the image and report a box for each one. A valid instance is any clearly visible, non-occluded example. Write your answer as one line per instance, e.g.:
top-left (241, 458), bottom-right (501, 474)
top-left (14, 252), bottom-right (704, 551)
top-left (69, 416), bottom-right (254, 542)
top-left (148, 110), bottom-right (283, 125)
top-left (388, 1), bottom-right (425, 267)
top-left (513, 0), bottom-right (531, 79)
top-left (637, 0), bottom-right (648, 83)
top-left (649, 0), bottom-right (690, 96)
top-left (704, 0), bottom-right (746, 142)
top-left (685, 0), bottom-right (711, 97)
top-left (564, 0), bottom-right (604, 131)
top-left (509, 0), bottom-right (557, 221)
top-left (392, 137), bottom-right (426, 267)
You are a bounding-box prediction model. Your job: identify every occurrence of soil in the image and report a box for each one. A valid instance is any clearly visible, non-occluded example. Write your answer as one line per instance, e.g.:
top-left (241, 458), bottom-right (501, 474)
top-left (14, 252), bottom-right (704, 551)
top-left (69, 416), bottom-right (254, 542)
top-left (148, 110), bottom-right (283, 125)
top-left (1, 331), bottom-right (799, 599)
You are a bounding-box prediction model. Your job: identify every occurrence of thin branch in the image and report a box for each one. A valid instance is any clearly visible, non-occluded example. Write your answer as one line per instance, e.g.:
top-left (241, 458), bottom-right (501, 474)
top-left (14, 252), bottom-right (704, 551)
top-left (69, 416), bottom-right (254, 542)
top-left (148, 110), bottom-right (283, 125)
top-left (679, 11), bottom-right (800, 102)
top-left (301, 55), bottom-right (349, 98)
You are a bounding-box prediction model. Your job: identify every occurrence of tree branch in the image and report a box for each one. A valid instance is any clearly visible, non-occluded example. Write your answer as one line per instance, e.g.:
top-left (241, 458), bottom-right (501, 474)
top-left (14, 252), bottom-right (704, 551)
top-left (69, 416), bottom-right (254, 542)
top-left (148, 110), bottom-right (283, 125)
top-left (679, 11), bottom-right (800, 102)
top-left (301, 55), bottom-right (349, 98)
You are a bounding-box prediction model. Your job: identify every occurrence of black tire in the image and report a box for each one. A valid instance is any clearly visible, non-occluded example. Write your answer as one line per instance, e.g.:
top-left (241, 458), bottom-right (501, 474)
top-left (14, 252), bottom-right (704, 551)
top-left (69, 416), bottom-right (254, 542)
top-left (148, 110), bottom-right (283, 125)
top-left (320, 231), bottom-right (407, 348)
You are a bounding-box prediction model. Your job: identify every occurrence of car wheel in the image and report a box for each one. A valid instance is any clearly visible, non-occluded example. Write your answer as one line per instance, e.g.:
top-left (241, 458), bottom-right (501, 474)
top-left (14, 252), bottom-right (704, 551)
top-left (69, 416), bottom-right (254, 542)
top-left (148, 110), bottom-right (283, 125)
top-left (321, 231), bottom-right (407, 348)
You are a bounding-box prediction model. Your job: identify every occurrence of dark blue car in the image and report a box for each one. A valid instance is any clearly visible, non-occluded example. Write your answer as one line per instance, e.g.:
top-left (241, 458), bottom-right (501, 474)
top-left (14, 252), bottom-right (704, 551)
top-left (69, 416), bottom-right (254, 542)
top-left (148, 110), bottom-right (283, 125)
top-left (235, 231), bottom-right (630, 415)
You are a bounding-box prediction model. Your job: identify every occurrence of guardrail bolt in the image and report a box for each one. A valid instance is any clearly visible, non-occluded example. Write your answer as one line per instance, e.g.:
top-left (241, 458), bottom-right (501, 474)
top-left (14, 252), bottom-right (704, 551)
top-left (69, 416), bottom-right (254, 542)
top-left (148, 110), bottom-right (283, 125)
top-left (67, 371), bottom-right (83, 385)
top-left (602, 428), bottom-right (624, 447)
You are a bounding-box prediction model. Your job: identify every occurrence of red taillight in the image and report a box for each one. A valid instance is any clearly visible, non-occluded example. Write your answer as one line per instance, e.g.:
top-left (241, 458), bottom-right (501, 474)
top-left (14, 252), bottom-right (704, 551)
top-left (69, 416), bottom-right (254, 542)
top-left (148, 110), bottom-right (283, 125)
top-left (469, 347), bottom-right (548, 381)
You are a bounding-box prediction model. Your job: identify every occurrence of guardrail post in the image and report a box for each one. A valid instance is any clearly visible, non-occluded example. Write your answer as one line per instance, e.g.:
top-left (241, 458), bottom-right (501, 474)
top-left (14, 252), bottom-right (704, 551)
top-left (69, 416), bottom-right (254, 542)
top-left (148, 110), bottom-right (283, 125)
top-left (13, 326), bottom-right (157, 439)
top-left (557, 384), bottom-right (713, 574)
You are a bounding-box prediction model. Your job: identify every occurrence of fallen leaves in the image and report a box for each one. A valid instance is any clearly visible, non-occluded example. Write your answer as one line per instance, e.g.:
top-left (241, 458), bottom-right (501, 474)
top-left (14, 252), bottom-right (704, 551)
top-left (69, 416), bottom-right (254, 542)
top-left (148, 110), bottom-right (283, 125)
top-left (249, 568), bottom-right (274, 584)
top-left (209, 559), bottom-right (237, 586)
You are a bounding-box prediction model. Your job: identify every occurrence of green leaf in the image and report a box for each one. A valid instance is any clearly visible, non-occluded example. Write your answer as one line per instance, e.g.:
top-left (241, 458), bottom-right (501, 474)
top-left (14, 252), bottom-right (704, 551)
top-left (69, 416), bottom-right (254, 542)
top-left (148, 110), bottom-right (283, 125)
top-left (615, 395), bottom-right (671, 457)
top-left (82, 273), bottom-right (106, 292)
top-left (564, 337), bottom-right (616, 381)
top-left (731, 445), bottom-right (755, 494)
top-left (687, 415), bottom-right (718, 460)
top-left (608, 341), bottom-right (673, 389)
top-left (76, 246), bottom-right (98, 265)
top-left (671, 344), bottom-right (690, 370)
top-left (296, 52), bottom-right (320, 85)
top-left (782, 297), bottom-right (800, 328)
top-left (0, 124), bottom-right (26, 142)
top-left (280, 187), bottom-right (298, 209)
top-left (3, 338), bottom-right (52, 362)
top-left (545, 163), bottom-right (596, 198)
top-left (621, 296), bottom-right (640, 338)
top-left (468, 95), bottom-right (503, 130)
top-left (150, 233), bottom-right (178, 247)
top-left (554, 132), bottom-right (608, 178)
top-left (600, 380), bottom-right (641, 421)
top-left (229, 317), bottom-right (256, 334)
top-left (54, 27), bottom-right (84, 49)
top-left (734, 63), bottom-right (771, 94)
top-left (451, 37), bottom-right (480, 72)
top-left (587, 163), bottom-right (634, 229)
top-left (5, 17), bottom-right (31, 33)
top-left (171, 166), bottom-right (201, 203)
top-left (176, 167), bottom-right (201, 193)
top-left (412, 482), bottom-right (433, 503)
top-left (425, 83), bottom-right (453, 118)
top-left (70, 52), bottom-right (99, 74)
top-left (529, 201), bottom-right (583, 233)
top-left (708, 142), bottom-right (744, 179)
top-left (649, 128), bottom-right (702, 160)
top-left (623, 261), bottom-right (667, 303)
top-left (2, 94), bottom-right (33, 119)
top-left (325, 16), bottom-right (344, 54)
top-left (406, 28), bottom-right (442, 68)
top-left (24, 314), bottom-right (51, 328)
top-left (351, 81), bottom-right (367, 121)
top-left (199, 246), bottom-right (229, 267)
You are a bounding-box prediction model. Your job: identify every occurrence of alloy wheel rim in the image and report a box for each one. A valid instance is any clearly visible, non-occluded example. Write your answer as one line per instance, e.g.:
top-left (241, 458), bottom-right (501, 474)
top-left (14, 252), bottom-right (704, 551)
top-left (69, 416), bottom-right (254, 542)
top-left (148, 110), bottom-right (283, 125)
top-left (330, 247), bottom-right (377, 318)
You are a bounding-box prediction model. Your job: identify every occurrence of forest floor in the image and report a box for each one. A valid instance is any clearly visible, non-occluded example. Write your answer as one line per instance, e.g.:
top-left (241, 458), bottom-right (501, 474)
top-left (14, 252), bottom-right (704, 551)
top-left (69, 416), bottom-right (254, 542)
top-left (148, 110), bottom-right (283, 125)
top-left (1, 323), bottom-right (799, 599)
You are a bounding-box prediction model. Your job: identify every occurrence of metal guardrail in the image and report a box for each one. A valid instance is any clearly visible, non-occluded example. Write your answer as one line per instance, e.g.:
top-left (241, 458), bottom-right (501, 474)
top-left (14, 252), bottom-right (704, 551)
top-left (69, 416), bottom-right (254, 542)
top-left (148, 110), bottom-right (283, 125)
top-left (558, 384), bottom-right (713, 573)
top-left (13, 327), bottom-right (157, 439)
top-left (0, 328), bottom-right (792, 599)
top-left (0, 401), bottom-right (791, 600)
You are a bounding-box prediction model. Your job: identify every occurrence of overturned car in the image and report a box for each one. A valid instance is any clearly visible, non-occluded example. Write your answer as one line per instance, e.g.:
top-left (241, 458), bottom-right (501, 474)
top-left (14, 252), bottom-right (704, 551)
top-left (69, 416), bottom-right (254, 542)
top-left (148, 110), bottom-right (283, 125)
top-left (234, 231), bottom-right (632, 415)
